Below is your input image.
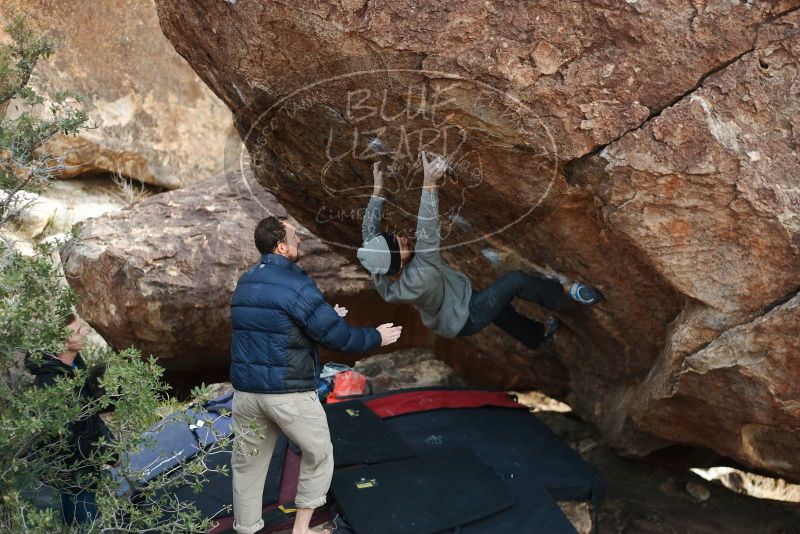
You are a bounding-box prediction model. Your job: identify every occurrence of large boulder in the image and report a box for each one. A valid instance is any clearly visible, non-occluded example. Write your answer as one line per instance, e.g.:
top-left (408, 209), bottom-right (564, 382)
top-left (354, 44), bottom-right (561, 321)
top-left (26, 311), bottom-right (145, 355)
top-left (4, 0), bottom-right (233, 189)
top-left (567, 18), bottom-right (800, 477)
top-left (153, 1), bottom-right (800, 478)
top-left (60, 173), bottom-right (434, 371)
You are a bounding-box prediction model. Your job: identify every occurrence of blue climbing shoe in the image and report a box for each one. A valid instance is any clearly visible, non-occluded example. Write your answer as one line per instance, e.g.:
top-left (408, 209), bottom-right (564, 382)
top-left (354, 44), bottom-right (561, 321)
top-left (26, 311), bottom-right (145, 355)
top-left (569, 282), bottom-right (602, 305)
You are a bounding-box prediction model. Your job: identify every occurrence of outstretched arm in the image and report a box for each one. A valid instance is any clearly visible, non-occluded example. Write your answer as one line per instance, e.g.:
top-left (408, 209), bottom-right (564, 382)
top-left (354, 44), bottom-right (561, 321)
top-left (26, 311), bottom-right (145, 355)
top-left (414, 152), bottom-right (448, 261)
top-left (362, 161), bottom-right (386, 243)
top-left (287, 282), bottom-right (382, 352)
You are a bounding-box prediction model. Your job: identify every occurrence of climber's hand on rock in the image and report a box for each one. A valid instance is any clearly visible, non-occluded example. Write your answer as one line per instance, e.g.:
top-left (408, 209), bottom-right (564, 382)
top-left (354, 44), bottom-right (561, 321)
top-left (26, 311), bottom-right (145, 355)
top-left (377, 322), bottom-right (402, 346)
top-left (421, 151), bottom-right (447, 191)
top-left (334, 304), bottom-right (348, 317)
top-left (373, 161), bottom-right (384, 196)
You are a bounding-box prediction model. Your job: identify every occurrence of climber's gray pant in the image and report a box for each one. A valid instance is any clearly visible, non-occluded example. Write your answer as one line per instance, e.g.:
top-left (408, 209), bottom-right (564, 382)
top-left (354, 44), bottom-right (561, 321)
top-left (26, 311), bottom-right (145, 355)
top-left (231, 390), bottom-right (333, 534)
top-left (457, 271), bottom-right (565, 349)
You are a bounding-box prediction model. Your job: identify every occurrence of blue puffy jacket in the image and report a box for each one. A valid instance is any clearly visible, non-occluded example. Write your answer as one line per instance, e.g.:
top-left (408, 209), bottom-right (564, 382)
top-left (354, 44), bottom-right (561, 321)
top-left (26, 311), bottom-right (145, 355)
top-left (230, 253), bottom-right (381, 393)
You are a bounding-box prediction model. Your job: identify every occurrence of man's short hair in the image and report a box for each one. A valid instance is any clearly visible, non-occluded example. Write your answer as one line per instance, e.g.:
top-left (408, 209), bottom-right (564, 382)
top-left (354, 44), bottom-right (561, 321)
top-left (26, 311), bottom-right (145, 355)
top-left (63, 312), bottom-right (78, 328)
top-left (254, 216), bottom-right (288, 254)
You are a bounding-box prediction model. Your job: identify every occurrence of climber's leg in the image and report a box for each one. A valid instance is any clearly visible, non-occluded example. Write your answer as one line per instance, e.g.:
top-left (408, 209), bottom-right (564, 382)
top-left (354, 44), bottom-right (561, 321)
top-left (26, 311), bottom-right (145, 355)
top-left (457, 271), bottom-right (564, 337)
top-left (493, 305), bottom-right (563, 349)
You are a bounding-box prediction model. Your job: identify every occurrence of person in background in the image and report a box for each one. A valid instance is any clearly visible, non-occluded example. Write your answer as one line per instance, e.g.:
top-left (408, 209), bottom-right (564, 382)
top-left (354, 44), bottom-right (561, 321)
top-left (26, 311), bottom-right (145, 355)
top-left (27, 313), bottom-right (111, 526)
top-left (229, 216), bottom-right (402, 534)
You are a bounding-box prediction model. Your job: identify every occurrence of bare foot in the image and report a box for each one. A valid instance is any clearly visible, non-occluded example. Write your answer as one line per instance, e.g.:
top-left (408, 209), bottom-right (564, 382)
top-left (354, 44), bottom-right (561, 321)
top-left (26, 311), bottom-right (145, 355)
top-left (293, 527), bottom-right (331, 534)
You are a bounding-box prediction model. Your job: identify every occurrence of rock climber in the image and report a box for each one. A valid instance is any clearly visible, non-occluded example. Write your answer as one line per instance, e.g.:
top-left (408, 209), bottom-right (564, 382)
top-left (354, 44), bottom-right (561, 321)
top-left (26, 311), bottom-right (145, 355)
top-left (357, 152), bottom-right (601, 350)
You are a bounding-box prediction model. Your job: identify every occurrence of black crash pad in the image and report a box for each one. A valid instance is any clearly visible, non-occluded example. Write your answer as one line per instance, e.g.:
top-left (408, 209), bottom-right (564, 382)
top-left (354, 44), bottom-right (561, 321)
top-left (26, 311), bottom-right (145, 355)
top-left (382, 407), bottom-right (603, 532)
top-left (330, 448), bottom-right (514, 534)
top-left (170, 434), bottom-right (288, 520)
top-left (325, 400), bottom-right (415, 467)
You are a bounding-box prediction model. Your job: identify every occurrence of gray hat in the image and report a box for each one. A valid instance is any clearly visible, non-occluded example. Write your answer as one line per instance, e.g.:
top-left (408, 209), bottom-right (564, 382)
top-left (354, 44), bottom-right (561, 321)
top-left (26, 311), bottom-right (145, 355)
top-left (357, 232), bottom-right (400, 276)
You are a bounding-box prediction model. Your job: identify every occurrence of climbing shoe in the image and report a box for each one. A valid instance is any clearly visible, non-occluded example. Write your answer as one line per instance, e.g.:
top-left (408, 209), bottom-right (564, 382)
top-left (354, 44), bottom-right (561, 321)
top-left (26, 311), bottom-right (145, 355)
top-left (542, 317), bottom-right (560, 347)
top-left (568, 282), bottom-right (602, 305)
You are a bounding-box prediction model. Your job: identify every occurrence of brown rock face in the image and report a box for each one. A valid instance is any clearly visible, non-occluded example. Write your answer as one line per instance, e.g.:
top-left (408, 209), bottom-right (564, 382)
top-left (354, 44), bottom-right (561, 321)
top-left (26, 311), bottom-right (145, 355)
top-left (568, 17), bottom-right (800, 478)
top-left (60, 173), bottom-right (432, 371)
top-left (644, 295), bottom-right (800, 477)
top-left (153, 1), bottom-right (800, 477)
top-left (7, 0), bottom-right (233, 188)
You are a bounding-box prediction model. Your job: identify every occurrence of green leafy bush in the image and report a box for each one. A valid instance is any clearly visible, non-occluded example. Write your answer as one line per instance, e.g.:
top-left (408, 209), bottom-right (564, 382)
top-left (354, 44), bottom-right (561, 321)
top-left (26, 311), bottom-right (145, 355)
top-left (0, 12), bottom-right (227, 533)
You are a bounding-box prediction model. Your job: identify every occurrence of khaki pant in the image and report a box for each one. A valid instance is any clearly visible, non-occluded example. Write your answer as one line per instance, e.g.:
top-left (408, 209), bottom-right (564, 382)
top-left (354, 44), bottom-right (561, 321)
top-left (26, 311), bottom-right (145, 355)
top-left (231, 390), bottom-right (333, 534)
